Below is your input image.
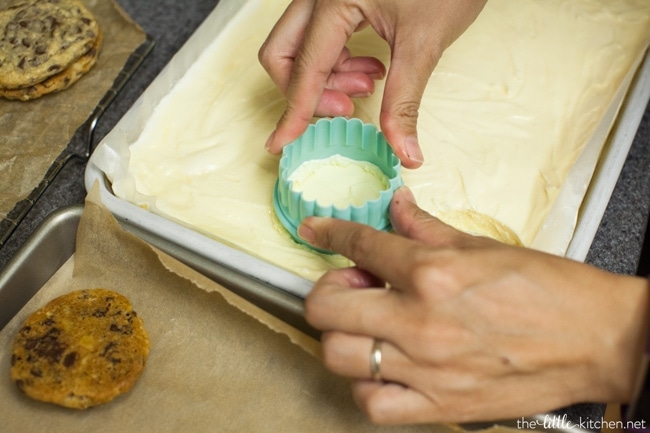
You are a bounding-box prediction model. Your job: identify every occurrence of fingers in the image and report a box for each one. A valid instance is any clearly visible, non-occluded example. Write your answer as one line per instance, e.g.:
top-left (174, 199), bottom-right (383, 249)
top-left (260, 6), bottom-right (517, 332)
top-left (298, 213), bottom-right (425, 291)
top-left (264, 3), bottom-right (368, 153)
top-left (258, 0), bottom-right (313, 92)
top-left (378, 62), bottom-right (430, 169)
top-left (320, 333), bottom-right (406, 379)
top-left (352, 381), bottom-right (440, 425)
top-left (332, 50), bottom-right (385, 79)
top-left (376, 9), bottom-right (443, 169)
top-left (298, 187), bottom-right (477, 266)
top-left (324, 266), bottom-right (385, 289)
top-left (321, 332), bottom-right (445, 426)
top-left (377, 0), bottom-right (488, 169)
top-left (390, 187), bottom-right (484, 248)
top-left (304, 266), bottom-right (399, 336)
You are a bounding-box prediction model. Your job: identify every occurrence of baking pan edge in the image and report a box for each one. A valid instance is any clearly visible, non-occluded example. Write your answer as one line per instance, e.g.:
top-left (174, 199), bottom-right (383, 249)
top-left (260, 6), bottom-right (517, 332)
top-left (0, 204), bottom-right (310, 336)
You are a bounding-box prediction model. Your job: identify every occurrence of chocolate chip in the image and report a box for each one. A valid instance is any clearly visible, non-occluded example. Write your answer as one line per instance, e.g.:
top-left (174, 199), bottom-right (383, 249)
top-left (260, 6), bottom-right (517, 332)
top-left (30, 368), bottom-right (42, 377)
top-left (63, 351), bottom-right (77, 368)
top-left (109, 323), bottom-right (133, 335)
top-left (100, 342), bottom-right (117, 357)
top-left (93, 305), bottom-right (110, 317)
top-left (23, 328), bottom-right (67, 364)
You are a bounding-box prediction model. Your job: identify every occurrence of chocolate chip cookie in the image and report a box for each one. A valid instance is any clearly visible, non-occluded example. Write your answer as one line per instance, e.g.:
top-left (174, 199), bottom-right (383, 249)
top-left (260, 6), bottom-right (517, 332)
top-left (0, 24), bottom-right (101, 100)
top-left (0, 0), bottom-right (101, 91)
top-left (10, 289), bottom-right (150, 409)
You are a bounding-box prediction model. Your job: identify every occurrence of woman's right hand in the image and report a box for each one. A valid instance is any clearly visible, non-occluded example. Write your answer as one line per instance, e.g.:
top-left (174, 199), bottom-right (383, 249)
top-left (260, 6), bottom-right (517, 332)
top-left (299, 187), bottom-right (650, 424)
top-left (258, 0), bottom-right (487, 169)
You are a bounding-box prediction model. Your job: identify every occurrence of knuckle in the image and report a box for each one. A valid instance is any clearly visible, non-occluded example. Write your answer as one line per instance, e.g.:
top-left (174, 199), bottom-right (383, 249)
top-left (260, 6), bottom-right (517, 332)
top-left (303, 286), bottom-right (327, 324)
top-left (319, 333), bottom-right (346, 370)
top-left (390, 100), bottom-right (420, 125)
top-left (345, 228), bottom-right (373, 257)
top-left (412, 248), bottom-right (462, 292)
top-left (341, 228), bottom-right (381, 266)
top-left (319, 222), bottom-right (372, 259)
top-left (257, 37), bottom-right (284, 73)
top-left (363, 395), bottom-right (393, 425)
top-left (407, 248), bottom-right (441, 287)
top-left (257, 41), bottom-right (270, 68)
top-left (366, 410), bottom-right (390, 425)
top-left (303, 295), bottom-right (318, 323)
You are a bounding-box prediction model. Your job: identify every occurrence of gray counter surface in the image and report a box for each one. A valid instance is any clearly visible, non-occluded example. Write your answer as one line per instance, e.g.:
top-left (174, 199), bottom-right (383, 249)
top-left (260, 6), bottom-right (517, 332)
top-left (1, 0), bottom-right (649, 428)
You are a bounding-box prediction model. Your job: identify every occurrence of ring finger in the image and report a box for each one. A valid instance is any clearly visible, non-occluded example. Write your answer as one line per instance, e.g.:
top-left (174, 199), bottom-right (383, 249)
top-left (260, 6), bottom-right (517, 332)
top-left (320, 331), bottom-right (413, 384)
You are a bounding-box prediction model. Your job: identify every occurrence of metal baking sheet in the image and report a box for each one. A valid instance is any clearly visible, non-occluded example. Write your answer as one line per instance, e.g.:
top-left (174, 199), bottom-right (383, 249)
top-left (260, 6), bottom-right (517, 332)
top-left (0, 204), bottom-right (594, 433)
top-left (84, 0), bottom-right (650, 302)
top-left (0, 205), bottom-right (309, 336)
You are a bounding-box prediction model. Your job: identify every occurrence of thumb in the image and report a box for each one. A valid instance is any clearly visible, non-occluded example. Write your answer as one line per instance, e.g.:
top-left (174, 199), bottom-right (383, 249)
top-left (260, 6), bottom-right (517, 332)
top-left (390, 187), bottom-right (472, 248)
top-left (379, 38), bottom-right (440, 169)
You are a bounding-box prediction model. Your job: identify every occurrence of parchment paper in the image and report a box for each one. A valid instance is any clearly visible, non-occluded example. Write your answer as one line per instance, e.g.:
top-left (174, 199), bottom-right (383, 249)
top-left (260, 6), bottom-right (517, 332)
top-left (0, 185), bottom-right (522, 432)
top-left (0, 0), bottom-right (147, 219)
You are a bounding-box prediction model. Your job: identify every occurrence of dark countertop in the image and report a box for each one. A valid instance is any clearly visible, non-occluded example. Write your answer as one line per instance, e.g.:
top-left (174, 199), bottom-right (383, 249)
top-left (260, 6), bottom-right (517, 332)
top-left (1, 0), bottom-right (649, 427)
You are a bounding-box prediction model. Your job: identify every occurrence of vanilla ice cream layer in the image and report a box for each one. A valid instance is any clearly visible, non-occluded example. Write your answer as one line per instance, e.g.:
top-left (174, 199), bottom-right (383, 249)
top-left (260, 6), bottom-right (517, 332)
top-left (288, 155), bottom-right (389, 208)
top-left (113, 0), bottom-right (650, 281)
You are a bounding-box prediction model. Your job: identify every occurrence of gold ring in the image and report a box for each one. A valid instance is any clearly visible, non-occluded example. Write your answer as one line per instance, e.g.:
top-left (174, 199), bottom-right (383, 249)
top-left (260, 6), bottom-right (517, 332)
top-left (369, 339), bottom-right (383, 381)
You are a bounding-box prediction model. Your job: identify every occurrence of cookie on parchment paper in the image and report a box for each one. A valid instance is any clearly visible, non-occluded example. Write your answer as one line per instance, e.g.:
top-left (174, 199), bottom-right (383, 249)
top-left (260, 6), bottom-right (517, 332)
top-left (10, 288), bottom-right (150, 409)
top-left (0, 25), bottom-right (102, 101)
top-left (0, 0), bottom-right (101, 98)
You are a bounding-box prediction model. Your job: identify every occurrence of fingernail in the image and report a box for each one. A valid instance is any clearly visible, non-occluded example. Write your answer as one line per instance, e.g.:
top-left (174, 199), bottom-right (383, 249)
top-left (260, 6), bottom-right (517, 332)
top-left (264, 130), bottom-right (276, 151)
top-left (404, 135), bottom-right (424, 164)
top-left (395, 185), bottom-right (416, 204)
top-left (297, 221), bottom-right (316, 244)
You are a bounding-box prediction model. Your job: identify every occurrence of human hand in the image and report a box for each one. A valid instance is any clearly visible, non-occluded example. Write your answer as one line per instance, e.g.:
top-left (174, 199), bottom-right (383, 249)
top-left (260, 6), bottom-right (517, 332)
top-left (299, 187), bottom-right (649, 424)
top-left (259, 0), bottom-right (487, 169)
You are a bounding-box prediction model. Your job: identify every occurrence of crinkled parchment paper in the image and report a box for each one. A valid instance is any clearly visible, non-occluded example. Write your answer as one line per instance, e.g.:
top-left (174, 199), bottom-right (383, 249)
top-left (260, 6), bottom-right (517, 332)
top-left (0, 185), bottom-right (523, 432)
top-left (0, 0), bottom-right (146, 219)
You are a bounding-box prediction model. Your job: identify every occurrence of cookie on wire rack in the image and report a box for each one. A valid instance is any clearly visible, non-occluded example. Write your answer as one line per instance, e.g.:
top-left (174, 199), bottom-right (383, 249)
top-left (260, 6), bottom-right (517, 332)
top-left (0, 0), bottom-right (102, 99)
top-left (0, 25), bottom-right (102, 101)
